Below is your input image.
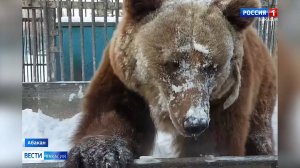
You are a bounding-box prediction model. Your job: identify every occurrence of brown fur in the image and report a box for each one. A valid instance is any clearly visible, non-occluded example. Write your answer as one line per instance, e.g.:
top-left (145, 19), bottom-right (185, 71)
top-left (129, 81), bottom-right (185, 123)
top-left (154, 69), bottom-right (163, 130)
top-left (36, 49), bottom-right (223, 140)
top-left (72, 46), bottom-right (156, 156)
top-left (66, 0), bottom-right (276, 167)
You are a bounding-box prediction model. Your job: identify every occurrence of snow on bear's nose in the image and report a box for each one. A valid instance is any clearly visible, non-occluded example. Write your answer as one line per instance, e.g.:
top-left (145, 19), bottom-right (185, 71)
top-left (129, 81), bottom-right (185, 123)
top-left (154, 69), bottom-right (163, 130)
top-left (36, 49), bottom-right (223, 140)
top-left (183, 117), bottom-right (209, 135)
top-left (183, 104), bottom-right (210, 136)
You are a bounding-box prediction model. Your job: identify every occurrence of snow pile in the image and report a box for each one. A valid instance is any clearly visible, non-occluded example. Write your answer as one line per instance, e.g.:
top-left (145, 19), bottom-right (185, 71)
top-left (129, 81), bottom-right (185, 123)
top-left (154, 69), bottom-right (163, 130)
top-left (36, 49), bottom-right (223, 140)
top-left (22, 109), bottom-right (81, 152)
top-left (22, 109), bottom-right (177, 158)
top-left (152, 131), bottom-right (178, 158)
top-left (272, 100), bottom-right (278, 155)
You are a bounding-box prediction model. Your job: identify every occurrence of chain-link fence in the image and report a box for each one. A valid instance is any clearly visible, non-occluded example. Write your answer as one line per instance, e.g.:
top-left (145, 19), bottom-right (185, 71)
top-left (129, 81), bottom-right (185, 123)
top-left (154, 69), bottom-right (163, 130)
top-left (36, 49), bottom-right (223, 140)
top-left (22, 0), bottom-right (278, 82)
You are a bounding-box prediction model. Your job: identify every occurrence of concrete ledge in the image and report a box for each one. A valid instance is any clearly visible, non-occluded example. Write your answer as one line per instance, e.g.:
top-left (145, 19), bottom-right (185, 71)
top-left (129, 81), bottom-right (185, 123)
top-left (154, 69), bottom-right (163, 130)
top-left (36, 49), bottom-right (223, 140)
top-left (22, 156), bottom-right (278, 168)
top-left (22, 82), bottom-right (89, 119)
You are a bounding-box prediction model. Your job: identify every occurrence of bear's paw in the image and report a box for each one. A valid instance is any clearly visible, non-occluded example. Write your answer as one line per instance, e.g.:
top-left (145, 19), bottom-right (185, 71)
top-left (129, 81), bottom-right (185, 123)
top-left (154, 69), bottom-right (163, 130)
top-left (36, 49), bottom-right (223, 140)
top-left (65, 136), bottom-right (133, 168)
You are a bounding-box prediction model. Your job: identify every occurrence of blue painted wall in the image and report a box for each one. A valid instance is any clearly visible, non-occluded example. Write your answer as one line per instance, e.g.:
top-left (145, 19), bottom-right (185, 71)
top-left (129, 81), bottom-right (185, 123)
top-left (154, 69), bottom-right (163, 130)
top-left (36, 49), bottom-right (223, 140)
top-left (56, 25), bottom-right (115, 81)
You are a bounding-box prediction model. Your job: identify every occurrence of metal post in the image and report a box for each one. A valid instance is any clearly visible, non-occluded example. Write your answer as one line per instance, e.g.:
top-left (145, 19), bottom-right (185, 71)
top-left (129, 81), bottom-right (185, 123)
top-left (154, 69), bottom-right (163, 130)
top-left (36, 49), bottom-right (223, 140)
top-left (43, 0), bottom-right (51, 82)
top-left (84, 0), bottom-right (87, 17)
top-left (24, 10), bottom-right (29, 82)
top-left (37, 10), bottom-right (41, 82)
top-left (40, 7), bottom-right (46, 82)
top-left (67, 0), bottom-right (74, 80)
top-left (104, 0), bottom-right (108, 43)
top-left (27, 9), bottom-right (33, 82)
top-left (79, 0), bottom-right (85, 80)
top-left (49, 7), bottom-right (57, 81)
top-left (31, 9), bottom-right (38, 82)
top-left (115, 0), bottom-right (119, 24)
top-left (91, 0), bottom-right (96, 73)
top-left (58, 0), bottom-right (65, 81)
top-left (22, 17), bottom-right (25, 82)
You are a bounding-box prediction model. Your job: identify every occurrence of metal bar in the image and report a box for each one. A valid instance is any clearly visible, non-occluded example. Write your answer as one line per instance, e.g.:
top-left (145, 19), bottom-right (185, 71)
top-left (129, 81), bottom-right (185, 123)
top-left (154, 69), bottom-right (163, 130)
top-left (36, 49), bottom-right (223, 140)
top-left (43, 0), bottom-right (51, 82)
top-left (67, 0), bottom-right (74, 80)
top-left (32, 9), bottom-right (38, 82)
top-left (23, 10), bottom-right (29, 82)
top-left (49, 7), bottom-right (57, 81)
top-left (57, 0), bottom-right (65, 81)
top-left (72, 0), bottom-right (75, 17)
top-left (115, 0), bottom-right (119, 24)
top-left (27, 8), bottom-right (33, 82)
top-left (37, 9), bottom-right (42, 82)
top-left (24, 63), bottom-right (51, 66)
top-left (104, 0), bottom-right (108, 43)
top-left (91, 0), bottom-right (96, 73)
top-left (273, 21), bottom-right (278, 56)
top-left (264, 18), bottom-right (269, 45)
top-left (84, 0), bottom-right (87, 17)
top-left (40, 7), bottom-right (46, 82)
top-left (22, 17), bottom-right (25, 82)
top-left (79, 0), bottom-right (85, 80)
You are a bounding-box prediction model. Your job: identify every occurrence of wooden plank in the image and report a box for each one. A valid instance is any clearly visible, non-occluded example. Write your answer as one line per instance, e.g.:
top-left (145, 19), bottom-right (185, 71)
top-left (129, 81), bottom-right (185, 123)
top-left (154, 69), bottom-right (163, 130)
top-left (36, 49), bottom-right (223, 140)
top-left (22, 156), bottom-right (278, 168)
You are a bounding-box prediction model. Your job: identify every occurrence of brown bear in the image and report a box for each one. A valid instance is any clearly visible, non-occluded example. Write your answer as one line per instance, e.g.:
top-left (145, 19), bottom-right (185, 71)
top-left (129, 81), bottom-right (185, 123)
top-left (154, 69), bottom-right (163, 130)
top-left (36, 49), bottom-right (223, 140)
top-left (66, 0), bottom-right (277, 167)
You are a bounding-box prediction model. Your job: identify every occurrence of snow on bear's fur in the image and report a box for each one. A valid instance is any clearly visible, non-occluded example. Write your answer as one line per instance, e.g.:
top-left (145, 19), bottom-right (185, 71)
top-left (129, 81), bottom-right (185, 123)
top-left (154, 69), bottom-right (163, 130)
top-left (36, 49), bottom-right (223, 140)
top-left (65, 0), bottom-right (277, 167)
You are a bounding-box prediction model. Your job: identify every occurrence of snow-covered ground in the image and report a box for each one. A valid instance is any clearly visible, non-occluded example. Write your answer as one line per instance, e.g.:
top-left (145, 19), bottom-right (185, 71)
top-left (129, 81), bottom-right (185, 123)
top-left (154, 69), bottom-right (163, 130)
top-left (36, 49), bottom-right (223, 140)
top-left (22, 109), bottom-right (81, 163)
top-left (22, 102), bottom-right (278, 163)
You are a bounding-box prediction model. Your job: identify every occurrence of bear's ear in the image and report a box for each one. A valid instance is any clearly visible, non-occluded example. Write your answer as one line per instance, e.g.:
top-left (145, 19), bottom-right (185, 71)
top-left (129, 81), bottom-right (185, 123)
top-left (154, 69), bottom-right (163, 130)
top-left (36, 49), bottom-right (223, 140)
top-left (123, 0), bottom-right (162, 21)
top-left (212, 0), bottom-right (260, 31)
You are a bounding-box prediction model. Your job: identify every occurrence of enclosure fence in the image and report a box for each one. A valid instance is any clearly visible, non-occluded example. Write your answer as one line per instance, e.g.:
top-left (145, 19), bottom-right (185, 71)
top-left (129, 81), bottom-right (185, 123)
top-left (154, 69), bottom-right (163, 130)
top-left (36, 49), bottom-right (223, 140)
top-left (22, 0), bottom-right (278, 83)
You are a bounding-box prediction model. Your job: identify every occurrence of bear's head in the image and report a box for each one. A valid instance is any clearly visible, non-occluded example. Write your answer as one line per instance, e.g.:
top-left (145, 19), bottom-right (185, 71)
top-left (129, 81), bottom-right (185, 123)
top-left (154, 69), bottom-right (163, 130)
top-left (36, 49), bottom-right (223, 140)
top-left (110, 0), bottom-right (259, 137)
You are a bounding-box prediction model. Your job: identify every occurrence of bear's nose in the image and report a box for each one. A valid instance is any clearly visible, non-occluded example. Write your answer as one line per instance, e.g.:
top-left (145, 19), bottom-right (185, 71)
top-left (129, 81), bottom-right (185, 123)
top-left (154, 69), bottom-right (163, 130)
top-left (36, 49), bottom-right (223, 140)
top-left (183, 117), bottom-right (209, 135)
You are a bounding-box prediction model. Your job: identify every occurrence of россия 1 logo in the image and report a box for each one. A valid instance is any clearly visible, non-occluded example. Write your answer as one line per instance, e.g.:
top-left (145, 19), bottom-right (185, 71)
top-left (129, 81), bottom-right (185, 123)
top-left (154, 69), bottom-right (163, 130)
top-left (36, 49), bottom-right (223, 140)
top-left (240, 8), bottom-right (278, 18)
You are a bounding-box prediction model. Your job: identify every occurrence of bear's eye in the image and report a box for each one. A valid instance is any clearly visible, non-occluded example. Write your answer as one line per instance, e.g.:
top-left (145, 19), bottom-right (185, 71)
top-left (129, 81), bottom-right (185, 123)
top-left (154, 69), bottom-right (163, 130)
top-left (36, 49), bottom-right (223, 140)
top-left (163, 61), bottom-right (180, 71)
top-left (203, 64), bottom-right (216, 75)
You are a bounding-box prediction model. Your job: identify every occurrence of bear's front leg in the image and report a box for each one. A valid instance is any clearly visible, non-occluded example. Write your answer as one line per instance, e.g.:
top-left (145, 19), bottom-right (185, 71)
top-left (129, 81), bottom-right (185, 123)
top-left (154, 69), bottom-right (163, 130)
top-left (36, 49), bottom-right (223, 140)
top-left (65, 42), bottom-right (155, 167)
top-left (65, 109), bottom-right (137, 168)
top-left (65, 100), bottom-right (155, 168)
top-left (65, 135), bottom-right (133, 168)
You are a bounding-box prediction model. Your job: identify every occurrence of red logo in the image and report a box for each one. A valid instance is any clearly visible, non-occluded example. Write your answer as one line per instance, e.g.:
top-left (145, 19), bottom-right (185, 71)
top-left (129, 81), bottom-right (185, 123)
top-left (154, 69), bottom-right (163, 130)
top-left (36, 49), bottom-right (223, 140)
top-left (269, 8), bottom-right (278, 18)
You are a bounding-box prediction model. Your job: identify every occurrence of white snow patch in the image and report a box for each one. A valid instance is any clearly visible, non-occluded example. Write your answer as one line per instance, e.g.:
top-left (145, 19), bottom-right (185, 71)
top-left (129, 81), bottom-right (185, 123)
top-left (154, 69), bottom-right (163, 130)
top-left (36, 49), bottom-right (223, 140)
top-left (68, 85), bottom-right (85, 102)
top-left (171, 82), bottom-right (195, 93)
top-left (178, 44), bottom-right (192, 52)
top-left (186, 103), bottom-right (209, 125)
top-left (135, 156), bottom-right (161, 164)
top-left (68, 93), bottom-right (76, 102)
top-left (177, 40), bottom-right (210, 54)
top-left (193, 39), bottom-right (210, 54)
top-left (22, 109), bottom-right (82, 163)
top-left (77, 85), bottom-right (84, 99)
top-left (171, 61), bottom-right (199, 94)
top-left (272, 98), bottom-right (278, 155)
top-left (152, 131), bottom-right (178, 158)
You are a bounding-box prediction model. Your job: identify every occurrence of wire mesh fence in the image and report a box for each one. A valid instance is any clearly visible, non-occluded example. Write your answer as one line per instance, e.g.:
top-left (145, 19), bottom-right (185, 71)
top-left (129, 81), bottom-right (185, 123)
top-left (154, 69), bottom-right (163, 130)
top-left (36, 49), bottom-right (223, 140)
top-left (22, 0), bottom-right (278, 83)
